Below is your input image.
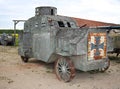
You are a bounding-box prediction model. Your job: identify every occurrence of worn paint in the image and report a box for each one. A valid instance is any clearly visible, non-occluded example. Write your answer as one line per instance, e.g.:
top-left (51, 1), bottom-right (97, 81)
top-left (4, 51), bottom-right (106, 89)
top-left (88, 33), bottom-right (107, 60)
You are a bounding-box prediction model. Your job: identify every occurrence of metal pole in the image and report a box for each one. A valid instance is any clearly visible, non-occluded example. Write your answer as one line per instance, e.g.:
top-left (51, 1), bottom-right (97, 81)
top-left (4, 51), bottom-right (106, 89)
top-left (14, 21), bottom-right (16, 36)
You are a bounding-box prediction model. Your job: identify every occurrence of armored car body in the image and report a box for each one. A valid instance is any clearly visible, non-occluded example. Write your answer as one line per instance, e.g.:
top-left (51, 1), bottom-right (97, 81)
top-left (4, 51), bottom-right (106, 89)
top-left (18, 6), bottom-right (112, 82)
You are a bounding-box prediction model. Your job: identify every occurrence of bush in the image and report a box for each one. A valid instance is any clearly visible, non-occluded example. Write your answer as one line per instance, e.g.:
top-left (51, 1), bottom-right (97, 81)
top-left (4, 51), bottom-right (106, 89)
top-left (0, 29), bottom-right (23, 34)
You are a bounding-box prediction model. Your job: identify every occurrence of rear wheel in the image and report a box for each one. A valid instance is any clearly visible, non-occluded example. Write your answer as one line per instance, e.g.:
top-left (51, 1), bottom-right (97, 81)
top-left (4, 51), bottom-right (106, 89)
top-left (21, 56), bottom-right (29, 63)
top-left (99, 59), bottom-right (110, 72)
top-left (55, 56), bottom-right (75, 82)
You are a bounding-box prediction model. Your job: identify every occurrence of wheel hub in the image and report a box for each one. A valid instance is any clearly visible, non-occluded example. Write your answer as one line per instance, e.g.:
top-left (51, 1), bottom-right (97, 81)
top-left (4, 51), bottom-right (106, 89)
top-left (61, 66), bottom-right (67, 73)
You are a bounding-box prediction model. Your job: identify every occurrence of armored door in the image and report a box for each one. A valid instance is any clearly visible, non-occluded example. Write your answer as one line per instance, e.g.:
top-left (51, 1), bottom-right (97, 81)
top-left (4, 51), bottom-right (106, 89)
top-left (22, 32), bottom-right (32, 57)
top-left (23, 32), bottom-right (31, 48)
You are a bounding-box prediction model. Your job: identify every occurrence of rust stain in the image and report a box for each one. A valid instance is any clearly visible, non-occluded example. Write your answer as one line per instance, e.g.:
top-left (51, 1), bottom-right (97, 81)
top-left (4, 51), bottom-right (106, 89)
top-left (72, 17), bottom-right (118, 27)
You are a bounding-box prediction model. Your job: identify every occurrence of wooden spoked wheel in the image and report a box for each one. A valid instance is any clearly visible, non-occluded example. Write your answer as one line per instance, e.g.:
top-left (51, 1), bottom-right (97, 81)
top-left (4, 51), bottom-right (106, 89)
top-left (55, 56), bottom-right (75, 82)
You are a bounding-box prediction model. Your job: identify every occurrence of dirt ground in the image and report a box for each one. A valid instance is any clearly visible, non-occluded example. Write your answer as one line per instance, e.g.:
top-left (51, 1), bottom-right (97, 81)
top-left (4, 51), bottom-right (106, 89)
top-left (0, 46), bottom-right (120, 89)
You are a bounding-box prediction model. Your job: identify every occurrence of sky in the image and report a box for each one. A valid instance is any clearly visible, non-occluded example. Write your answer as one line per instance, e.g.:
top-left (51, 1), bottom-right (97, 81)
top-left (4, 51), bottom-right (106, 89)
top-left (0, 0), bottom-right (120, 29)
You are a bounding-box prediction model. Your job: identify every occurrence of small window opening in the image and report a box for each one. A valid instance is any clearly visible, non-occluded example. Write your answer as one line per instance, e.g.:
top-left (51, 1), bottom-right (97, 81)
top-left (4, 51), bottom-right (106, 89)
top-left (70, 22), bottom-right (76, 28)
top-left (35, 22), bottom-right (38, 27)
top-left (67, 22), bottom-right (71, 27)
top-left (51, 9), bottom-right (54, 15)
top-left (58, 21), bottom-right (65, 27)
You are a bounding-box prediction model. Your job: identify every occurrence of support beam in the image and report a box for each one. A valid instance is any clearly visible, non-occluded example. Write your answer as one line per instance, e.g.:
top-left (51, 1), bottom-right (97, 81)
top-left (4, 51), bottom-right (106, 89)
top-left (13, 20), bottom-right (26, 45)
top-left (13, 20), bottom-right (26, 35)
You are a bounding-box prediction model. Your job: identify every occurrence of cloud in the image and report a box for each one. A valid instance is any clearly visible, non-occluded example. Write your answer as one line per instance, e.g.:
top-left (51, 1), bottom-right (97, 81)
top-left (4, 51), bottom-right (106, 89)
top-left (57, 0), bottom-right (120, 24)
top-left (0, 0), bottom-right (120, 29)
top-left (0, 0), bottom-right (35, 29)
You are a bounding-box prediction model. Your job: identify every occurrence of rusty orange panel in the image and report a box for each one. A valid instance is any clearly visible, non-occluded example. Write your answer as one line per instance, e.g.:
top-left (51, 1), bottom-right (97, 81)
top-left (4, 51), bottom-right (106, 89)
top-left (71, 17), bottom-right (117, 27)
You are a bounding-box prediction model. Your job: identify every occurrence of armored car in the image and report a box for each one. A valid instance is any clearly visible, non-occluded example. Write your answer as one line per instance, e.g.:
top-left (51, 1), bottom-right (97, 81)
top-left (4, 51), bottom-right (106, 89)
top-left (18, 6), bottom-right (112, 82)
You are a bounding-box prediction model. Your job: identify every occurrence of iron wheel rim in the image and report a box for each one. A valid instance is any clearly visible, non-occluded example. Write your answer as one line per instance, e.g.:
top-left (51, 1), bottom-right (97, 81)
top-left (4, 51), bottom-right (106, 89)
top-left (55, 56), bottom-right (75, 82)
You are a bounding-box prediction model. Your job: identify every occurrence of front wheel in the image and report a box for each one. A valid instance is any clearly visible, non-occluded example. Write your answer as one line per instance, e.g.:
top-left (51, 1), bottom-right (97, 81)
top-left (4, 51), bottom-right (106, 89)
top-left (55, 56), bottom-right (75, 82)
top-left (21, 56), bottom-right (29, 63)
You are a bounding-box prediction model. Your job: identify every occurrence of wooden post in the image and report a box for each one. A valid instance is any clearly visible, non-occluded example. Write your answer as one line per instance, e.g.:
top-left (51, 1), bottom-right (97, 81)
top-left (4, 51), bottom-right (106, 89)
top-left (13, 20), bottom-right (26, 46)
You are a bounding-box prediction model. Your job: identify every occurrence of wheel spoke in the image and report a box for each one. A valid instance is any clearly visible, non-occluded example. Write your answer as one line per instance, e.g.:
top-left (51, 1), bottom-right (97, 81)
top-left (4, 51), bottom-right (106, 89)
top-left (65, 73), bottom-right (70, 80)
top-left (58, 67), bottom-right (62, 71)
top-left (63, 72), bottom-right (70, 82)
top-left (58, 63), bottom-right (62, 67)
top-left (64, 61), bottom-right (68, 67)
top-left (66, 69), bottom-right (71, 74)
top-left (62, 58), bottom-right (65, 66)
top-left (59, 71), bottom-right (64, 78)
top-left (66, 65), bottom-right (70, 70)
top-left (60, 58), bottom-right (64, 65)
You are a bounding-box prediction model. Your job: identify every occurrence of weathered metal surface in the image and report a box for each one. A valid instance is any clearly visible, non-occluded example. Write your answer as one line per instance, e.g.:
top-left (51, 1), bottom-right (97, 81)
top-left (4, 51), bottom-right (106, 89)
top-left (35, 6), bottom-right (57, 16)
top-left (18, 6), bottom-right (111, 73)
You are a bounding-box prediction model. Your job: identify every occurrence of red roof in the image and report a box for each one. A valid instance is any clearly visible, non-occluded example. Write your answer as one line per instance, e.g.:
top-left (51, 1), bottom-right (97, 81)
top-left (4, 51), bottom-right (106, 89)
top-left (72, 17), bottom-right (118, 27)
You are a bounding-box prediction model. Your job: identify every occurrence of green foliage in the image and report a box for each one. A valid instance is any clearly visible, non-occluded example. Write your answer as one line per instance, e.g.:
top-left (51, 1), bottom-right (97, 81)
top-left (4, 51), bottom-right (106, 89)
top-left (0, 29), bottom-right (23, 34)
top-left (15, 37), bottom-right (19, 46)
